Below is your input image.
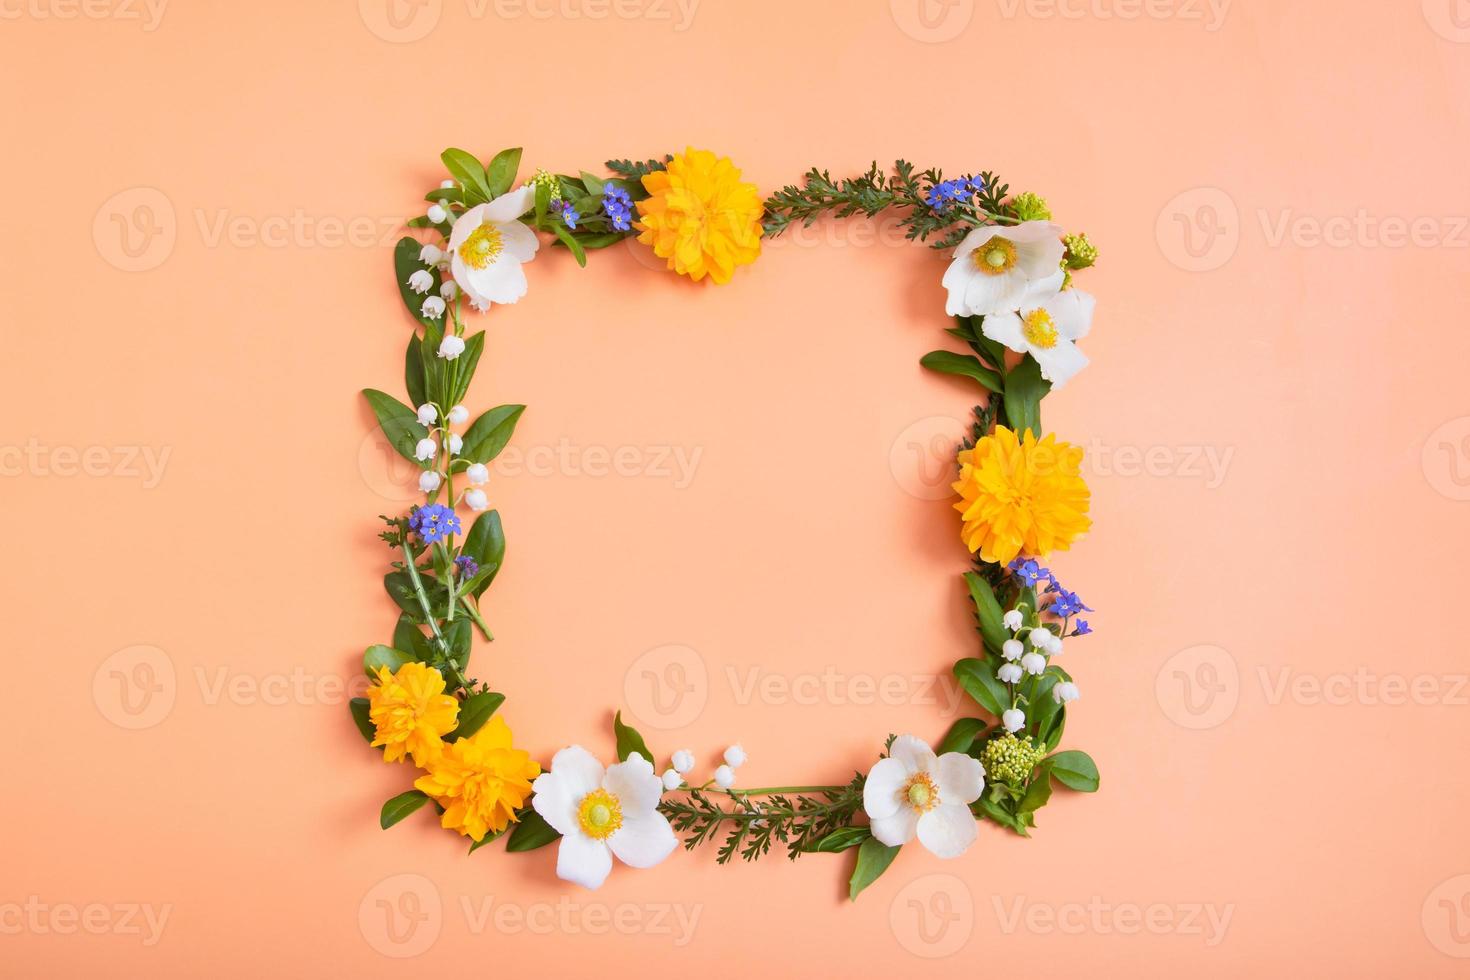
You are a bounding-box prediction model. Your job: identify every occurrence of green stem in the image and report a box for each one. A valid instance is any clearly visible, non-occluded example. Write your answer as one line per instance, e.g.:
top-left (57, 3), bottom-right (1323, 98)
top-left (400, 536), bottom-right (470, 691)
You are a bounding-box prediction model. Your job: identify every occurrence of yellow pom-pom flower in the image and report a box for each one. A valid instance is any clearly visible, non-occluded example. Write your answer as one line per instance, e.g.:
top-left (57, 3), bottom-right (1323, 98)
top-left (414, 715), bottom-right (541, 842)
top-left (366, 662), bottom-right (459, 766)
top-left (952, 426), bottom-right (1092, 565)
top-left (636, 148), bottom-right (763, 284)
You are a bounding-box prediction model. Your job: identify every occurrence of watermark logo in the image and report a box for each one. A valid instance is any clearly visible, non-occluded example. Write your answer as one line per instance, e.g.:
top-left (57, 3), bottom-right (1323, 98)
top-left (0, 0), bottom-right (168, 30)
top-left (93, 645), bottom-right (176, 730)
top-left (1423, 417), bottom-right (1470, 501)
top-left (890, 0), bottom-right (974, 42)
top-left (93, 187), bottom-right (175, 272)
top-left (1424, 874), bottom-right (1470, 957)
top-left (1156, 187), bottom-right (1239, 272)
top-left (0, 898), bottom-right (171, 946)
top-left (623, 644), bottom-right (707, 730)
top-left (1423, 0), bottom-right (1470, 42)
top-left (890, 874), bottom-right (974, 958)
top-left (358, 0), bottom-right (442, 41)
top-left (889, 415), bottom-right (966, 501)
top-left (1156, 644), bottom-right (1238, 729)
top-left (994, 0), bottom-right (1230, 30)
top-left (359, 874), bottom-right (442, 958)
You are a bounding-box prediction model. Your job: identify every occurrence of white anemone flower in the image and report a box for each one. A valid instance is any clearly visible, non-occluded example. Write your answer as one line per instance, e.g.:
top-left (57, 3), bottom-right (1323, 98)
top-left (981, 288), bottom-right (1096, 390)
top-left (531, 748), bottom-right (677, 890)
top-left (447, 186), bottom-right (539, 312)
top-left (942, 220), bottom-right (1065, 317)
top-left (862, 735), bottom-right (984, 859)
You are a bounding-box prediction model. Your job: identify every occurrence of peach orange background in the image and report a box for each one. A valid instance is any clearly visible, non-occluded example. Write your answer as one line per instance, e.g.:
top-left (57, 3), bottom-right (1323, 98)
top-left (4, 0), bottom-right (1470, 975)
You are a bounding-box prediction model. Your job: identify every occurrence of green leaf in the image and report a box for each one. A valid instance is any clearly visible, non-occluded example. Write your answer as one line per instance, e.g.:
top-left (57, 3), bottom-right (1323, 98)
top-left (393, 237), bottom-right (440, 329)
top-left (848, 837), bottom-right (901, 901)
top-left (1046, 750), bottom-right (1100, 792)
top-left (467, 826), bottom-right (507, 853)
top-left (580, 170), bottom-right (605, 196)
top-left (404, 332), bottom-right (427, 408)
top-left (1027, 674), bottom-right (1063, 744)
top-left (954, 658), bottom-right (1009, 719)
top-left (444, 617), bottom-right (471, 666)
top-left (450, 691), bottom-right (505, 740)
top-left (808, 826), bottom-right (870, 853)
top-left (1017, 767), bottom-right (1054, 815)
top-left (964, 571), bottom-right (1010, 656)
top-left (380, 790), bottom-right (431, 829)
top-left (533, 179), bottom-right (551, 226)
top-left (425, 185), bottom-right (462, 205)
top-left (393, 614), bottom-right (432, 661)
top-left (484, 147), bottom-right (522, 198)
top-left (459, 405), bottom-right (525, 464)
top-left (349, 698), bottom-right (375, 743)
top-left (384, 570), bottom-right (423, 617)
top-left (1003, 355), bottom-right (1050, 437)
top-left (448, 332), bottom-right (485, 407)
top-left (973, 794), bottom-right (1028, 835)
top-left (462, 511), bottom-right (505, 597)
top-left (920, 350), bottom-right (1003, 394)
top-left (505, 809), bottom-right (560, 852)
top-left (613, 711), bottom-right (652, 763)
top-left (1041, 705), bottom-right (1067, 753)
top-left (441, 147), bottom-right (491, 204)
top-left (362, 389), bottom-right (429, 463)
top-left (553, 224), bottom-right (588, 267)
top-left (937, 717), bottom-right (988, 756)
top-left (577, 231), bottom-right (628, 250)
top-left (363, 644), bottom-right (412, 677)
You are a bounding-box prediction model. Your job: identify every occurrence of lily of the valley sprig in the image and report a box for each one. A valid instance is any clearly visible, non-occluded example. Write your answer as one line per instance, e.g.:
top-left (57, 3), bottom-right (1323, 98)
top-left (350, 147), bottom-right (1103, 900)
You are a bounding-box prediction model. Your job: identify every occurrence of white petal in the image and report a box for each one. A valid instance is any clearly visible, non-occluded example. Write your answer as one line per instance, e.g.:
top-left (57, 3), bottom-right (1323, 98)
top-left (869, 807), bottom-right (919, 847)
top-left (555, 832), bottom-right (614, 890)
top-left (446, 204), bottom-right (487, 251)
top-left (942, 260), bottom-right (979, 317)
top-left (497, 220), bottom-right (540, 262)
top-left (1003, 220), bottom-right (1064, 245)
top-left (964, 268), bottom-right (1027, 316)
top-left (531, 746), bottom-right (603, 836)
top-left (934, 752), bottom-right (985, 806)
top-left (1020, 268), bottom-right (1066, 305)
top-left (980, 310), bottom-right (1026, 354)
top-left (465, 258), bottom-right (528, 305)
top-left (1033, 336), bottom-right (1090, 390)
top-left (1045, 288), bottom-right (1096, 341)
top-left (950, 224), bottom-right (1001, 261)
top-left (862, 757), bottom-right (910, 820)
top-left (607, 811), bottom-right (678, 869)
top-left (888, 735), bottom-right (937, 775)
top-left (916, 804), bottom-right (978, 859)
top-left (603, 755), bottom-right (663, 816)
top-left (451, 254), bottom-right (489, 308)
top-left (1013, 231), bottom-right (1065, 280)
top-left (482, 185), bottom-right (535, 224)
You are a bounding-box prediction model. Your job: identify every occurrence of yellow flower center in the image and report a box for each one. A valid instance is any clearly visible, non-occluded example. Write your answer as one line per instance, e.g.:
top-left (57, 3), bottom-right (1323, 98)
top-left (577, 788), bottom-right (623, 840)
top-left (458, 224), bottom-right (503, 270)
top-left (1022, 309), bottom-right (1060, 349)
top-left (973, 237), bottom-right (1018, 276)
top-left (904, 772), bottom-right (940, 813)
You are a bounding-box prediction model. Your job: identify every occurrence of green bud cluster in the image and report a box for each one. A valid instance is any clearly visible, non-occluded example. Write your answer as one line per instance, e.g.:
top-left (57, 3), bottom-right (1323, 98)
top-left (1009, 191), bottom-right (1052, 222)
top-left (530, 167), bottom-right (562, 202)
top-left (1063, 232), bottom-right (1098, 270)
top-left (981, 732), bottom-right (1046, 788)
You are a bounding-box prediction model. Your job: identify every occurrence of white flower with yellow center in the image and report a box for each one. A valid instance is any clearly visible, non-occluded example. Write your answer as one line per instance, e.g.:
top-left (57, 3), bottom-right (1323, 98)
top-left (446, 185), bottom-right (539, 313)
top-left (981, 288), bottom-right (1096, 390)
top-left (531, 746), bottom-right (677, 890)
top-left (942, 220), bottom-right (1066, 317)
top-left (862, 735), bottom-right (984, 859)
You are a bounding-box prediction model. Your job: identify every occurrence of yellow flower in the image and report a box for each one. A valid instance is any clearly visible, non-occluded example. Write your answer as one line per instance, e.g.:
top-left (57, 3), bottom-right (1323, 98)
top-left (952, 426), bottom-right (1091, 565)
top-left (636, 148), bottom-right (763, 284)
top-left (414, 716), bottom-right (540, 842)
top-left (366, 662), bottom-right (459, 766)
